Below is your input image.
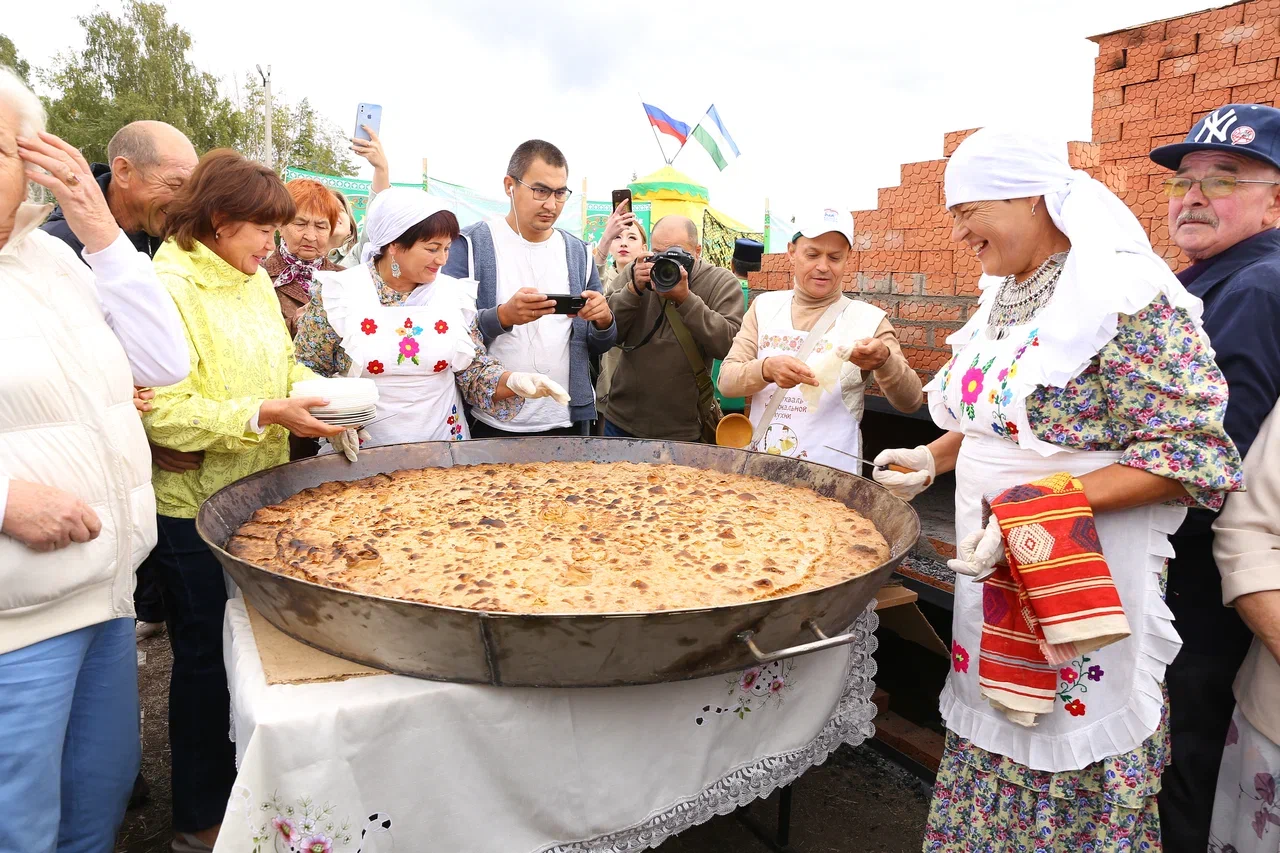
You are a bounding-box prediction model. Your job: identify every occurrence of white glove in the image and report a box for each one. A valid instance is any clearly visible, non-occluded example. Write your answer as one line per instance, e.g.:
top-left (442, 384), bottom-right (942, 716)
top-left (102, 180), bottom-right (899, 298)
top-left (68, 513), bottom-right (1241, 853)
top-left (948, 520), bottom-right (1004, 580)
top-left (331, 428), bottom-right (370, 463)
top-left (506, 372), bottom-right (570, 405)
top-left (871, 445), bottom-right (935, 501)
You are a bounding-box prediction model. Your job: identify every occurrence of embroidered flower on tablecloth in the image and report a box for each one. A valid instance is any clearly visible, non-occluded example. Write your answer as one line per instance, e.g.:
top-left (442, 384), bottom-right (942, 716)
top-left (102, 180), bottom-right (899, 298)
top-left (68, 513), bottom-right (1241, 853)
top-left (272, 815), bottom-right (296, 840)
top-left (360, 318), bottom-right (377, 335)
top-left (695, 659), bottom-right (794, 725)
top-left (952, 642), bottom-right (969, 674)
top-left (366, 360), bottom-right (384, 375)
top-left (299, 835), bottom-right (333, 853)
top-left (433, 359), bottom-right (448, 373)
top-left (1064, 699), bottom-right (1087, 716)
top-left (435, 319), bottom-right (449, 334)
top-left (1087, 665), bottom-right (1105, 682)
top-left (1060, 667), bottom-right (1078, 684)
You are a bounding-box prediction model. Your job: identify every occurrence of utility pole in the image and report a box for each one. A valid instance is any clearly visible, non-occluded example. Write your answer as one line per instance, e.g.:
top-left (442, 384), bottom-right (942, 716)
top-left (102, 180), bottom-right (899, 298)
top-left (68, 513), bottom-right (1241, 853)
top-left (256, 64), bottom-right (273, 168)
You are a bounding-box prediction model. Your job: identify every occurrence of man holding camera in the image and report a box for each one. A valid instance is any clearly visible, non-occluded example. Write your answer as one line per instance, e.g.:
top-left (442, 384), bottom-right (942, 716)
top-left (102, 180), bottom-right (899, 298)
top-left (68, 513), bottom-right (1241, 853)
top-left (603, 215), bottom-right (745, 441)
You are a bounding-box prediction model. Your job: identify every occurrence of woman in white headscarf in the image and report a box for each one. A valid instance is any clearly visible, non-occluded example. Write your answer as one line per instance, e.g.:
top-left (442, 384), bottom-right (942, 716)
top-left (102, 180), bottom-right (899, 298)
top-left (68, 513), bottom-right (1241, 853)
top-left (294, 188), bottom-right (568, 450)
top-left (873, 129), bottom-right (1243, 850)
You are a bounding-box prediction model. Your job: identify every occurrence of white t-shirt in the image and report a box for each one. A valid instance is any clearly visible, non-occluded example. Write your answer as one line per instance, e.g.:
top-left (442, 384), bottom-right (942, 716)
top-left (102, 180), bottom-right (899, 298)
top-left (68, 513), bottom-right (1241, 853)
top-left (475, 217), bottom-right (574, 431)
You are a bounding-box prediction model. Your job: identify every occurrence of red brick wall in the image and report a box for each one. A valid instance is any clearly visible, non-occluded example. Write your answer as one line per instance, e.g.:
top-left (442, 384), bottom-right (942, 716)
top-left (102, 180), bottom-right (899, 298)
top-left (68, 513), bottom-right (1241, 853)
top-left (749, 0), bottom-right (1280, 390)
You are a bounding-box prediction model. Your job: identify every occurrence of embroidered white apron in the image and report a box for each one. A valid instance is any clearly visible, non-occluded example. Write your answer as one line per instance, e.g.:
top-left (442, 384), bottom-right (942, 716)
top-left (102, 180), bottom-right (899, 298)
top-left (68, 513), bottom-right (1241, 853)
top-left (747, 292), bottom-right (883, 474)
top-left (926, 313), bottom-right (1183, 772)
top-left (319, 265), bottom-right (477, 448)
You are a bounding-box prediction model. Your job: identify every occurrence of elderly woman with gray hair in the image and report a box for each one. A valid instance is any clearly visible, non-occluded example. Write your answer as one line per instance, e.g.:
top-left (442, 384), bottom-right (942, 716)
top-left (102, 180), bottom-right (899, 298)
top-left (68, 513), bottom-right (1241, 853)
top-left (0, 67), bottom-right (187, 850)
top-left (876, 128), bottom-right (1243, 851)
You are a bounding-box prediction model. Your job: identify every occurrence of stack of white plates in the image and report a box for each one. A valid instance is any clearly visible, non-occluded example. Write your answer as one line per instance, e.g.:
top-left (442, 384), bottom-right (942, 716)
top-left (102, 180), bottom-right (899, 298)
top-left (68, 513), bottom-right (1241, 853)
top-left (290, 378), bottom-right (379, 428)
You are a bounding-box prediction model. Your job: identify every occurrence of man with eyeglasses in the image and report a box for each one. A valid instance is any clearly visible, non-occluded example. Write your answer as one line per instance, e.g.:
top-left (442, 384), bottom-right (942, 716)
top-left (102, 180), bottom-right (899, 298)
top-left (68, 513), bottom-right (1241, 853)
top-left (443, 139), bottom-right (616, 436)
top-left (1149, 103), bottom-right (1280, 853)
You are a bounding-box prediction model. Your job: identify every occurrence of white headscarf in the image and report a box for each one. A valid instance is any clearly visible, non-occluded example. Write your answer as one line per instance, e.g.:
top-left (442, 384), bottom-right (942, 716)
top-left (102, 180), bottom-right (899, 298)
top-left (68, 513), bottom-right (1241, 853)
top-left (360, 187), bottom-right (453, 266)
top-left (938, 128), bottom-right (1209, 440)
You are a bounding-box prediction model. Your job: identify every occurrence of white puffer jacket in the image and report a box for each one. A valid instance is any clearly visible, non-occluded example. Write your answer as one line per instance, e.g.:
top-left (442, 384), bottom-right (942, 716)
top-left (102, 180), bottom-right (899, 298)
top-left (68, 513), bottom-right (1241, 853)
top-left (0, 204), bottom-right (187, 654)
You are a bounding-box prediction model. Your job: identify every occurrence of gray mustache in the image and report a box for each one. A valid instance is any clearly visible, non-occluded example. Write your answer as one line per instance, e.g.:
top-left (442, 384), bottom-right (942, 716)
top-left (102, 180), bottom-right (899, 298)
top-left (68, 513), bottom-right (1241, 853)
top-left (1177, 210), bottom-right (1219, 227)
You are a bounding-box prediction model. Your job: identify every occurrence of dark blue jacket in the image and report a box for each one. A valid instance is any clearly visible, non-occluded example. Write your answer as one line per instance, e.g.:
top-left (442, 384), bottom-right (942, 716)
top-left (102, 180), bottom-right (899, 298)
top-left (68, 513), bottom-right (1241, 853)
top-left (40, 163), bottom-right (162, 261)
top-left (1177, 228), bottom-right (1280, 462)
top-left (1169, 228), bottom-right (1280, 650)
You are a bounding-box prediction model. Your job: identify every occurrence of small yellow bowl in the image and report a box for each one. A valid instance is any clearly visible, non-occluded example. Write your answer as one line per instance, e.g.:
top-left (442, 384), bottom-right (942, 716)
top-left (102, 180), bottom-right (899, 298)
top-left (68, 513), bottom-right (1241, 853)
top-left (715, 413), bottom-right (753, 448)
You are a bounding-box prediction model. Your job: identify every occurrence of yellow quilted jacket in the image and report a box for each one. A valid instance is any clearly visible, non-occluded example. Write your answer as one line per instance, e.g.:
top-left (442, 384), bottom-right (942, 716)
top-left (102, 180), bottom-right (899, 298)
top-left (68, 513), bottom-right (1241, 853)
top-left (143, 239), bottom-right (314, 518)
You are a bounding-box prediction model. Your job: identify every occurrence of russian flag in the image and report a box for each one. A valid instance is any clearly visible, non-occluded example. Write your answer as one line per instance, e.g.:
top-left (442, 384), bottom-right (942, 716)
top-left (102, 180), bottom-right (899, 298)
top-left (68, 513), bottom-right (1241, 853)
top-left (643, 103), bottom-right (691, 144)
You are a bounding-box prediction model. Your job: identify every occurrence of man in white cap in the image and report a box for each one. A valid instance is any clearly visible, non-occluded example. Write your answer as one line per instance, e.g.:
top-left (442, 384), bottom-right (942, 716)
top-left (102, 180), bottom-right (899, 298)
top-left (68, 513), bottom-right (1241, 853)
top-left (716, 209), bottom-right (921, 471)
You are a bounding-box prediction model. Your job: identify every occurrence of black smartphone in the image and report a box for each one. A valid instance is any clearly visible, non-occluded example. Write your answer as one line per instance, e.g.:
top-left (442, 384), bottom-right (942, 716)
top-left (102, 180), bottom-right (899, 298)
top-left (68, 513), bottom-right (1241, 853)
top-left (611, 189), bottom-right (632, 212)
top-left (548, 294), bottom-right (588, 315)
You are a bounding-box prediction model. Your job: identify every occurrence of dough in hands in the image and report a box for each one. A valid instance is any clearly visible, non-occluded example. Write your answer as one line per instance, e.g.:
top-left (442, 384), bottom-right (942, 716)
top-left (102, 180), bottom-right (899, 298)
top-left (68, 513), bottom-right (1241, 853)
top-left (801, 348), bottom-right (844, 410)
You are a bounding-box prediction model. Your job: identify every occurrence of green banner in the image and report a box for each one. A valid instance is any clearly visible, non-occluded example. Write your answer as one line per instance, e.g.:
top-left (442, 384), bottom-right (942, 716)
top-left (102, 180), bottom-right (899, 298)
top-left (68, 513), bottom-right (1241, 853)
top-left (583, 200), bottom-right (652, 249)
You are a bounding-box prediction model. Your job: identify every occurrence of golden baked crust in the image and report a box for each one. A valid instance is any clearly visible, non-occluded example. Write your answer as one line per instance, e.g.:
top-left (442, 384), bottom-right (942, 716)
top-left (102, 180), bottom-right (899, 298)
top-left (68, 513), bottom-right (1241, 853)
top-left (227, 462), bottom-right (889, 614)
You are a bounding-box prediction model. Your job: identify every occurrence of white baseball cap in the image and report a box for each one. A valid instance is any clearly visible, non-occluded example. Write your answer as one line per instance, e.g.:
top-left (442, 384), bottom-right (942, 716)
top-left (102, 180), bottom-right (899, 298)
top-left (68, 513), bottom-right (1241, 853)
top-left (791, 208), bottom-right (854, 247)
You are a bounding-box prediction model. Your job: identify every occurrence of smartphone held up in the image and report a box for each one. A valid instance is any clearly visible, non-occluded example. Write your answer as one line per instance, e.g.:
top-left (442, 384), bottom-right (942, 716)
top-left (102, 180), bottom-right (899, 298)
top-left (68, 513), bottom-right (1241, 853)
top-left (354, 103), bottom-right (382, 141)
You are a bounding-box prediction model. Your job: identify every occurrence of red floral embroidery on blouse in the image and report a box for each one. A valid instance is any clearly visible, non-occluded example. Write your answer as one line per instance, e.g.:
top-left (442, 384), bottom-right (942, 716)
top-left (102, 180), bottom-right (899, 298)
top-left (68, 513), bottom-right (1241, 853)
top-left (360, 318), bottom-right (377, 335)
top-left (434, 320), bottom-right (449, 335)
top-left (366, 360), bottom-right (385, 375)
top-left (404, 318), bottom-right (414, 329)
top-left (433, 359), bottom-right (448, 373)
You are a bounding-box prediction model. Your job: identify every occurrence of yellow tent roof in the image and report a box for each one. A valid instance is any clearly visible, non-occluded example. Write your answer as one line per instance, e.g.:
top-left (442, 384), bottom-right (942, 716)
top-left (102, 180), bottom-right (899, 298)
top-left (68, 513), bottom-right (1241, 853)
top-left (630, 166), bottom-right (709, 203)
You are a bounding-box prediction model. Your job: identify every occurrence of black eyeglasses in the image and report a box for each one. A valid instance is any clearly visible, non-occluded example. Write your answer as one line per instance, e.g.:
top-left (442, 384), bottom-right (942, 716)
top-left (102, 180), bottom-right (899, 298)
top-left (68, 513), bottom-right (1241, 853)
top-left (512, 178), bottom-right (572, 202)
top-left (1161, 175), bottom-right (1280, 198)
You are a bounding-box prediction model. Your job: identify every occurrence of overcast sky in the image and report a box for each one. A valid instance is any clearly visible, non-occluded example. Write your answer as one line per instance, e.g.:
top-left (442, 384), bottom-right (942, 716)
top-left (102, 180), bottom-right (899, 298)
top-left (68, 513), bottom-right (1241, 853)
top-left (8, 0), bottom-right (1220, 230)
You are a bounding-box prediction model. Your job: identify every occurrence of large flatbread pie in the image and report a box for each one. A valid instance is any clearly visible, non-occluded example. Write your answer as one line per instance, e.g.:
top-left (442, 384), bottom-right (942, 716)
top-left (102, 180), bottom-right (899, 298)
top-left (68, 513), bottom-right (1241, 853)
top-left (228, 462), bottom-right (889, 614)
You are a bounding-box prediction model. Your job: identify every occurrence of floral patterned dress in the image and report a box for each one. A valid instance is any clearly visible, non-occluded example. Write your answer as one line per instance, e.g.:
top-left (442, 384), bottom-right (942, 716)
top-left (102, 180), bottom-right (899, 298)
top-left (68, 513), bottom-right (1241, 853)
top-left (924, 292), bottom-right (1242, 852)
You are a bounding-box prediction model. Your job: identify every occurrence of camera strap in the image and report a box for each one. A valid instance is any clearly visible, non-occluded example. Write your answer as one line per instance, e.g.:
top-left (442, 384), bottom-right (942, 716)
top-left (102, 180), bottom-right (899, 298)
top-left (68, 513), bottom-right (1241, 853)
top-left (663, 302), bottom-right (723, 443)
top-left (749, 297), bottom-right (848, 449)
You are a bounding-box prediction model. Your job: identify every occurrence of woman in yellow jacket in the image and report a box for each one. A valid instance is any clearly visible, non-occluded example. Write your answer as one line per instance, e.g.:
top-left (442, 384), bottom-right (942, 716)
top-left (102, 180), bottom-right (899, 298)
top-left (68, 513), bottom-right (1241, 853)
top-left (141, 150), bottom-right (342, 852)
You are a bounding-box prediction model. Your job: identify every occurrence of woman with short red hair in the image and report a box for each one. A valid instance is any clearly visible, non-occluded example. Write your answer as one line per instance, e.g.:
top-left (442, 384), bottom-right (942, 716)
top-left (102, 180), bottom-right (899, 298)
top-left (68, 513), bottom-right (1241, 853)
top-left (265, 178), bottom-right (344, 334)
top-left (141, 149), bottom-right (343, 851)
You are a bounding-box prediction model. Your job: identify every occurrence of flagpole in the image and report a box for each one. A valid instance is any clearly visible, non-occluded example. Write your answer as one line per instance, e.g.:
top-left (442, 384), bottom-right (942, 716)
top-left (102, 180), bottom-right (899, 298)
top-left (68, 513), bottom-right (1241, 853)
top-left (639, 93), bottom-right (671, 165)
top-left (670, 103), bottom-right (710, 167)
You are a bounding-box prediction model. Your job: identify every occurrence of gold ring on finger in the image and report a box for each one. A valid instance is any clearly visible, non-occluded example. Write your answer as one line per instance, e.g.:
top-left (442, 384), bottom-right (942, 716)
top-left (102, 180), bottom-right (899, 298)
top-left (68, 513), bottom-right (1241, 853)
top-left (65, 172), bottom-right (80, 186)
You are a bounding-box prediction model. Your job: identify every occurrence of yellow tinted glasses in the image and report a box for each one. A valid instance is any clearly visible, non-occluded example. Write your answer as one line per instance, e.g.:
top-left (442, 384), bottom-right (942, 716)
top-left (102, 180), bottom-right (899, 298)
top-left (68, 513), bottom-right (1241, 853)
top-left (1161, 176), bottom-right (1280, 198)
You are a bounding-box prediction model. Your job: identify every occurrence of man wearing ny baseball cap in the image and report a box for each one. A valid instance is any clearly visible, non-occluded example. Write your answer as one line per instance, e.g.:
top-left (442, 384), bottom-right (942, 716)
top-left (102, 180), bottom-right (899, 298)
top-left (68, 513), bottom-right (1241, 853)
top-left (716, 209), bottom-right (922, 473)
top-left (1149, 104), bottom-right (1280, 853)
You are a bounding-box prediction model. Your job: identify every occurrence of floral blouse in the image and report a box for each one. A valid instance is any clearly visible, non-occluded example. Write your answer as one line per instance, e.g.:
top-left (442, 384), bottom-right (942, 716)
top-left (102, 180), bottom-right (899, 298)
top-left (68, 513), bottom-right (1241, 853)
top-left (293, 270), bottom-right (520, 421)
top-left (938, 295), bottom-right (1242, 510)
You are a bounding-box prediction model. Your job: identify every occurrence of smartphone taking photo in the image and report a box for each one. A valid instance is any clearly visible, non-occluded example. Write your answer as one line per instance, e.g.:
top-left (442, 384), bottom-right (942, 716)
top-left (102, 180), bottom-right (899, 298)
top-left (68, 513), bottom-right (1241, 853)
top-left (354, 103), bottom-right (382, 141)
top-left (611, 189), bottom-right (632, 212)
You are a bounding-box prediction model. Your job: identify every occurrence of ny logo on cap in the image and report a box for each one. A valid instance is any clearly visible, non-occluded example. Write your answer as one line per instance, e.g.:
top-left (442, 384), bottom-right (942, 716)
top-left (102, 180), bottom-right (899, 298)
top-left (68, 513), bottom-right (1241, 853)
top-left (1195, 108), bottom-right (1239, 144)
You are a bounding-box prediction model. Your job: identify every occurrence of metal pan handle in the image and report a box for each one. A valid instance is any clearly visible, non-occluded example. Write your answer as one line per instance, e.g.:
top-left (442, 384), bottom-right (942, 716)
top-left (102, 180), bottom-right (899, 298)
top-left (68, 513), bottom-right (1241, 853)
top-left (737, 620), bottom-right (858, 664)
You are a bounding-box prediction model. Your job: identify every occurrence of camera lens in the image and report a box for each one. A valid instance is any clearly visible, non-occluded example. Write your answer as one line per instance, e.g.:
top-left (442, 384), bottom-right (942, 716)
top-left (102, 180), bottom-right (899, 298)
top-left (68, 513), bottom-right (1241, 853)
top-left (651, 258), bottom-right (680, 292)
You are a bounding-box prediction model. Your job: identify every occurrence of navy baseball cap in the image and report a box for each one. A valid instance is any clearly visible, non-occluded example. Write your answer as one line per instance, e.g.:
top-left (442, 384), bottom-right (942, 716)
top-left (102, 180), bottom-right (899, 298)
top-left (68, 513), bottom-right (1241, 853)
top-left (1150, 103), bottom-right (1280, 171)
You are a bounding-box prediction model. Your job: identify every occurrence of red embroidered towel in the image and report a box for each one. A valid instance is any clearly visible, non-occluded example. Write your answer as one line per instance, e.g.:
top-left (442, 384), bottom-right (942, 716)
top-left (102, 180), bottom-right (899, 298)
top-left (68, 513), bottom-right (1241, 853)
top-left (978, 472), bottom-right (1131, 724)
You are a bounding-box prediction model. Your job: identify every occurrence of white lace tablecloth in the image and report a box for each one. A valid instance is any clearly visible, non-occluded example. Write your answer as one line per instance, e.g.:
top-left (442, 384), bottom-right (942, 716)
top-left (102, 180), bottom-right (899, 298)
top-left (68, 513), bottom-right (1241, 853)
top-left (217, 598), bottom-right (879, 853)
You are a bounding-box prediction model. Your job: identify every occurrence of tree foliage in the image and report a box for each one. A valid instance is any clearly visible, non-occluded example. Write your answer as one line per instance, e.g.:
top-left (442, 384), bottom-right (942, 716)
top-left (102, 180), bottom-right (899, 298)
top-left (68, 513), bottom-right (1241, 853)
top-left (1, 35), bottom-right (31, 85)
top-left (32, 1), bottom-right (350, 173)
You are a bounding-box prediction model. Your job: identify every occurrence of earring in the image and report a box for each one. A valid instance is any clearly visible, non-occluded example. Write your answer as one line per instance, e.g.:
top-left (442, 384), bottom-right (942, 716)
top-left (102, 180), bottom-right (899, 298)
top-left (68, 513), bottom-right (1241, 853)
top-left (390, 258), bottom-right (401, 278)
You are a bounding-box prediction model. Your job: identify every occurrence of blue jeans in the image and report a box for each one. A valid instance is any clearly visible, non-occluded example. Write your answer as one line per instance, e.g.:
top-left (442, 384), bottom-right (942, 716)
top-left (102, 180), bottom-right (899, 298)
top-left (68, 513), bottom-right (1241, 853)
top-left (602, 420), bottom-right (635, 438)
top-left (0, 617), bottom-right (140, 853)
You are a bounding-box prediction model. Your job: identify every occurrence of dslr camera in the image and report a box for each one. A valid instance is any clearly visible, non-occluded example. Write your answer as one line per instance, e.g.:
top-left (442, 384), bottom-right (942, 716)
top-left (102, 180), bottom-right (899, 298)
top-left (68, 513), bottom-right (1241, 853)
top-left (647, 247), bottom-right (695, 293)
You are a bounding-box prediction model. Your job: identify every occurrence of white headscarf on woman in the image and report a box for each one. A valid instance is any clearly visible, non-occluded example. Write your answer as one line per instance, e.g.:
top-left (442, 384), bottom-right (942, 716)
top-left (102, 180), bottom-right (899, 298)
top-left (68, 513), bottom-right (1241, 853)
top-left (359, 187), bottom-right (452, 266)
top-left (941, 128), bottom-right (1208, 419)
